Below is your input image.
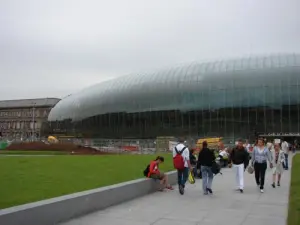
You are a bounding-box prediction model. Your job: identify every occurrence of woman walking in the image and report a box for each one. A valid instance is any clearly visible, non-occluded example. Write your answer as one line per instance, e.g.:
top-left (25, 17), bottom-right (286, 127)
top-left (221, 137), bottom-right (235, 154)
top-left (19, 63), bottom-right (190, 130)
top-left (270, 143), bottom-right (285, 188)
top-left (251, 138), bottom-right (273, 193)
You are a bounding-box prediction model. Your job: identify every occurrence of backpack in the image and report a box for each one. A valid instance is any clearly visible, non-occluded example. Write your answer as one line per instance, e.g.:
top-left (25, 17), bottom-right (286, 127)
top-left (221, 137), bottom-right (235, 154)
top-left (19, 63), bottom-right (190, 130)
top-left (173, 146), bottom-right (186, 170)
top-left (143, 165), bottom-right (150, 177)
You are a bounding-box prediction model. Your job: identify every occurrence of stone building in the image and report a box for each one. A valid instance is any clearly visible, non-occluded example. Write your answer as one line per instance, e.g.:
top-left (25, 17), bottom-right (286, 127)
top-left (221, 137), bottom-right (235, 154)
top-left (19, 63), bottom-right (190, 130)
top-left (0, 98), bottom-right (60, 139)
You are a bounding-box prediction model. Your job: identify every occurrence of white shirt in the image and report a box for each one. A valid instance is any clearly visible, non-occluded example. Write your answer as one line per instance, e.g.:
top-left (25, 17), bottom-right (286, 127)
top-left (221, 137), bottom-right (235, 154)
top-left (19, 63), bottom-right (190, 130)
top-left (219, 149), bottom-right (228, 157)
top-left (267, 142), bottom-right (273, 150)
top-left (244, 144), bottom-right (250, 152)
top-left (281, 141), bottom-right (289, 154)
top-left (172, 143), bottom-right (190, 167)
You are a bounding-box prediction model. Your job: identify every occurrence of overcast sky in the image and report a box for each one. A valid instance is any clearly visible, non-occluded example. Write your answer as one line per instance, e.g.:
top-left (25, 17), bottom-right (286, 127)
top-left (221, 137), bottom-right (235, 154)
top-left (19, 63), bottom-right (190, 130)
top-left (0, 0), bottom-right (300, 100)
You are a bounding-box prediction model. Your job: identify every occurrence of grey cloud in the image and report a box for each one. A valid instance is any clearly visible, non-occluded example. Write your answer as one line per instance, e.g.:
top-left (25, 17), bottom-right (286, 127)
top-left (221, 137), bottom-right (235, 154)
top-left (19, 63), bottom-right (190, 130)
top-left (1, 0), bottom-right (300, 100)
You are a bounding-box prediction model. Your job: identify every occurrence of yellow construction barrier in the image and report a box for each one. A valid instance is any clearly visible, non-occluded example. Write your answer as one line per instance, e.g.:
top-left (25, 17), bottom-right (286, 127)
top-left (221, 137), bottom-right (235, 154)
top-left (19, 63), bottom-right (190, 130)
top-left (196, 137), bottom-right (222, 149)
top-left (48, 136), bottom-right (58, 143)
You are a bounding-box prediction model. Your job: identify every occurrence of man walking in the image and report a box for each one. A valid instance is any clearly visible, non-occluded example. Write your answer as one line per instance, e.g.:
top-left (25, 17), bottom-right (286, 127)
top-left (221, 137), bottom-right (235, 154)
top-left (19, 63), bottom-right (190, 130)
top-left (229, 139), bottom-right (249, 193)
top-left (173, 138), bottom-right (192, 195)
top-left (198, 141), bottom-right (215, 195)
top-left (281, 139), bottom-right (289, 170)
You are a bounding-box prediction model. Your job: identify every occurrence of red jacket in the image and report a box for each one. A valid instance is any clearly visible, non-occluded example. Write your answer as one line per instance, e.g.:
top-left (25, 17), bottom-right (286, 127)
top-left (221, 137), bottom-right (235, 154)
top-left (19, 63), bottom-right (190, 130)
top-left (148, 161), bottom-right (160, 177)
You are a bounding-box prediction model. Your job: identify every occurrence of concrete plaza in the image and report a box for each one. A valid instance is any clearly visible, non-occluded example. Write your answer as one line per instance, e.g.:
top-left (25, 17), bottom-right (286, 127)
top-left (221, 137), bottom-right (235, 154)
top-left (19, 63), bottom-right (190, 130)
top-left (61, 161), bottom-right (291, 225)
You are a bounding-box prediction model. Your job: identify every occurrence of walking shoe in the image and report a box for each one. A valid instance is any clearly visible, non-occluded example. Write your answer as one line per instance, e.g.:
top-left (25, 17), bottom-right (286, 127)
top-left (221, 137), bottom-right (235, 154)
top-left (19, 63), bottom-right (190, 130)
top-left (277, 182), bottom-right (280, 187)
top-left (260, 189), bottom-right (264, 193)
top-left (239, 189), bottom-right (243, 193)
top-left (206, 188), bottom-right (213, 194)
top-left (179, 185), bottom-right (184, 195)
top-left (272, 183), bottom-right (275, 188)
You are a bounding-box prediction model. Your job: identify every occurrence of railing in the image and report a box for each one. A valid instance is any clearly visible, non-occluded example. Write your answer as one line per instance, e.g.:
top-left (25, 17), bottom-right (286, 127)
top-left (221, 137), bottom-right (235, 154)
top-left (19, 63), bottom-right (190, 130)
top-left (1, 136), bottom-right (239, 154)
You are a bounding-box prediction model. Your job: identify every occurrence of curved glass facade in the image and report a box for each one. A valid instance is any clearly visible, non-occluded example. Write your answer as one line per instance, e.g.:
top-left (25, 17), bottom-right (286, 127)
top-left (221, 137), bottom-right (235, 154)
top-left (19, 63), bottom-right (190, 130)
top-left (48, 53), bottom-right (300, 139)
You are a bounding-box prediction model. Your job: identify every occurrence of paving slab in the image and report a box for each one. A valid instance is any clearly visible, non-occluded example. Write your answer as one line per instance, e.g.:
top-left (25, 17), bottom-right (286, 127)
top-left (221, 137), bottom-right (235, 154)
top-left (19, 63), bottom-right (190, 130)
top-left (60, 154), bottom-right (292, 225)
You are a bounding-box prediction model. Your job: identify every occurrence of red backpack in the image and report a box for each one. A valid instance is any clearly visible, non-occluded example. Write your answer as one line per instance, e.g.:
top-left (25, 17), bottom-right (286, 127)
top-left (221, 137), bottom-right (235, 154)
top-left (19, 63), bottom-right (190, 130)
top-left (173, 146), bottom-right (186, 170)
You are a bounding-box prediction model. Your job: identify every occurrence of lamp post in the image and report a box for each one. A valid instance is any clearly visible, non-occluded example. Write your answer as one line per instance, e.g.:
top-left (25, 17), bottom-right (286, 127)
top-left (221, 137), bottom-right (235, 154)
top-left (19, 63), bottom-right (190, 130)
top-left (32, 103), bottom-right (36, 141)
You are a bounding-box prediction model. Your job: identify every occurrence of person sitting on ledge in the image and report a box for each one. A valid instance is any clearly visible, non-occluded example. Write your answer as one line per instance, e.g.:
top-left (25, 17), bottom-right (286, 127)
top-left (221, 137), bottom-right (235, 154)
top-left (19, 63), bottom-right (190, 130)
top-left (148, 156), bottom-right (174, 191)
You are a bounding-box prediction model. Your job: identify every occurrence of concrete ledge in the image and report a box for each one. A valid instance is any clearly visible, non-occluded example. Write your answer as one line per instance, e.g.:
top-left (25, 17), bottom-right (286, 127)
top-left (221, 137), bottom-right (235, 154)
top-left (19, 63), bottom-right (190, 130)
top-left (0, 171), bottom-right (177, 225)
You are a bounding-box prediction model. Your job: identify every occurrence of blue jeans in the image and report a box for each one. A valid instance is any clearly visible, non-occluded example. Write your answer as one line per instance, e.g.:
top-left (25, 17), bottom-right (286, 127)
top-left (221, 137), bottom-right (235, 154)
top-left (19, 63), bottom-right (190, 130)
top-left (284, 153), bottom-right (289, 169)
top-left (201, 166), bottom-right (214, 193)
top-left (177, 167), bottom-right (189, 187)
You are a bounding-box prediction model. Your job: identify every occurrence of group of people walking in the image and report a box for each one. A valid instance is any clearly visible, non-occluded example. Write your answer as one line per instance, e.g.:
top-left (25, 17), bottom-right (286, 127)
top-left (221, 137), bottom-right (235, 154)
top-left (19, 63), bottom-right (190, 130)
top-left (172, 137), bottom-right (288, 195)
top-left (146, 137), bottom-right (289, 195)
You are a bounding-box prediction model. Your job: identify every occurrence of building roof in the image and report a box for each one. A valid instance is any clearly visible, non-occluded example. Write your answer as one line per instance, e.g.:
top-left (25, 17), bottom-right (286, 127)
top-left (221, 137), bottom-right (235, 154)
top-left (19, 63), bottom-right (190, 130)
top-left (0, 98), bottom-right (60, 109)
top-left (48, 53), bottom-right (300, 122)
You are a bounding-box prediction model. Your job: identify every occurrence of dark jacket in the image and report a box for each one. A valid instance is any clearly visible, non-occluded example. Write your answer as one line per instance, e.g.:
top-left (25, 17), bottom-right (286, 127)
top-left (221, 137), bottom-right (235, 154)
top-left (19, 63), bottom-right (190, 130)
top-left (197, 148), bottom-right (216, 167)
top-left (230, 147), bottom-right (249, 168)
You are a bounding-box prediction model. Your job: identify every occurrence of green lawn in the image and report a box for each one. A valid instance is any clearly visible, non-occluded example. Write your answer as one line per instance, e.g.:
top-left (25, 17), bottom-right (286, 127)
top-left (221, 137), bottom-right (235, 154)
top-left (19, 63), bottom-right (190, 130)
top-left (0, 154), bottom-right (173, 209)
top-left (0, 150), bottom-right (68, 155)
top-left (288, 154), bottom-right (300, 225)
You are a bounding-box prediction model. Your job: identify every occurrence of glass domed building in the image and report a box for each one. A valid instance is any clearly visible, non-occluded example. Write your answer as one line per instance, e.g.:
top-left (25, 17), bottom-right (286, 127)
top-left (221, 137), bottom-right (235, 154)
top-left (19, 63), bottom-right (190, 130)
top-left (48, 53), bottom-right (300, 140)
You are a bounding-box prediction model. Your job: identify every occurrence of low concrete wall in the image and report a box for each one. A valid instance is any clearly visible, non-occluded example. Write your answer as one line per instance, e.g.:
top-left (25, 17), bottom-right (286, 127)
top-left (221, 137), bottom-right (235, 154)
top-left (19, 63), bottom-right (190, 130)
top-left (0, 171), bottom-right (177, 225)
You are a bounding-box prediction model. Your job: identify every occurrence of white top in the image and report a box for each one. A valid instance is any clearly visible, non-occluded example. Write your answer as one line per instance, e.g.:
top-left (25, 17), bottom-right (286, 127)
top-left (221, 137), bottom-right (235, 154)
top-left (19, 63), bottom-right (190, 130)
top-left (267, 142), bottom-right (273, 150)
top-left (172, 143), bottom-right (190, 167)
top-left (244, 143), bottom-right (250, 152)
top-left (281, 141), bottom-right (289, 154)
top-left (270, 149), bottom-right (285, 165)
top-left (219, 149), bottom-right (228, 157)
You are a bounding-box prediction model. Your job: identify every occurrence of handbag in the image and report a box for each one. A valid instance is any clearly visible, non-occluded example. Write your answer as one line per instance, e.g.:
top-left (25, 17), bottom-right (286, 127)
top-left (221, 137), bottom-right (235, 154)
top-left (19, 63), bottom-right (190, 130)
top-left (247, 165), bottom-right (254, 174)
top-left (211, 161), bottom-right (222, 175)
top-left (188, 171), bottom-right (195, 184)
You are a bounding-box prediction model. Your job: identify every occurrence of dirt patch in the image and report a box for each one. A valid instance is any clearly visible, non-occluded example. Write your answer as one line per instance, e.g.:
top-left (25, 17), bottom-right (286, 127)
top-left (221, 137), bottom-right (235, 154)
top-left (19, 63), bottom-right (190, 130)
top-left (5, 142), bottom-right (112, 155)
